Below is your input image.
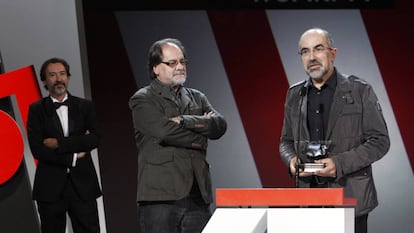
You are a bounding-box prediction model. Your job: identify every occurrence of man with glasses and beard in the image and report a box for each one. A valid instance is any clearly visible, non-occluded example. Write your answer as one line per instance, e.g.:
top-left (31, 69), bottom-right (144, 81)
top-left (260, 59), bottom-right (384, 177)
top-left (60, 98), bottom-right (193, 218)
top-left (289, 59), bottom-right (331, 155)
top-left (279, 28), bottom-right (390, 233)
top-left (129, 38), bottom-right (227, 233)
top-left (27, 57), bottom-right (101, 233)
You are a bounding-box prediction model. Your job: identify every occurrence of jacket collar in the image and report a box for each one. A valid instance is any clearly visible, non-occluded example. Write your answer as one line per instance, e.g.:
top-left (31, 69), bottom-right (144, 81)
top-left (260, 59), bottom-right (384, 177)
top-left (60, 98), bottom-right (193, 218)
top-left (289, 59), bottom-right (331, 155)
top-left (150, 79), bottom-right (192, 111)
top-left (151, 79), bottom-right (180, 98)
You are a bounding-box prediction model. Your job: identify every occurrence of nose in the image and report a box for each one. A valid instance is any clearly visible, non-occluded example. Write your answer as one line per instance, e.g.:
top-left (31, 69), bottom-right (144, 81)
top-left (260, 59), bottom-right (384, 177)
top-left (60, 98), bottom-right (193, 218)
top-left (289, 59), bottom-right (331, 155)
top-left (56, 75), bottom-right (63, 81)
top-left (176, 62), bottom-right (185, 69)
top-left (309, 49), bottom-right (316, 60)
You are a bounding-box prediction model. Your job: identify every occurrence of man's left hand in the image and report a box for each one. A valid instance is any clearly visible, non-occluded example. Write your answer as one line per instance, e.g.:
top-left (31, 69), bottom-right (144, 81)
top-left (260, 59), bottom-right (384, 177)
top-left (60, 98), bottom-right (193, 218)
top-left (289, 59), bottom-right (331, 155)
top-left (314, 157), bottom-right (336, 178)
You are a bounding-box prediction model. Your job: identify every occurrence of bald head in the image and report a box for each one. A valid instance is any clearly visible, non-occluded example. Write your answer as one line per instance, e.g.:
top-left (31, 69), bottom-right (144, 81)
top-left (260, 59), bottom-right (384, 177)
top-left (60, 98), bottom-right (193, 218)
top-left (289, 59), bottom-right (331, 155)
top-left (299, 28), bottom-right (334, 50)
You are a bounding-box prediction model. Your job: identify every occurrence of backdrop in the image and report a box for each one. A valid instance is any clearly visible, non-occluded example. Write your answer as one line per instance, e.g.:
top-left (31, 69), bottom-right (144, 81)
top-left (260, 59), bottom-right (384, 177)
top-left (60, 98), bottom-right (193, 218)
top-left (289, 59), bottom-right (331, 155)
top-left (83, 2), bottom-right (414, 233)
top-left (0, 1), bottom-right (413, 233)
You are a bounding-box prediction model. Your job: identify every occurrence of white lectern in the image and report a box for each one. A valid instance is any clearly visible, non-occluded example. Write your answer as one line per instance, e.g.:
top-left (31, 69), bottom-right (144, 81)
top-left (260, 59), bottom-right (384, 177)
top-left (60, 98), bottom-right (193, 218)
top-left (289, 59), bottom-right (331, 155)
top-left (202, 188), bottom-right (356, 233)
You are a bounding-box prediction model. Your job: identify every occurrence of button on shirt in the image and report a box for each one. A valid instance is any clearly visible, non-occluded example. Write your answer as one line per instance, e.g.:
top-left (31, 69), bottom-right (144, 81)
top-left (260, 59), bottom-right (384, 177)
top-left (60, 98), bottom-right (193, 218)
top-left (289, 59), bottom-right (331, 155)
top-left (307, 72), bottom-right (337, 142)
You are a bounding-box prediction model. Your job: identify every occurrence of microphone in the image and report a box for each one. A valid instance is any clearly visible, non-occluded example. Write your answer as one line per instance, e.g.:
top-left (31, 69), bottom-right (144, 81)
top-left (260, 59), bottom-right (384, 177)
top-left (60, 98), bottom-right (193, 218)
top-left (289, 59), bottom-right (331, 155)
top-left (295, 81), bottom-right (308, 187)
top-left (299, 80), bottom-right (310, 97)
top-left (299, 86), bottom-right (307, 97)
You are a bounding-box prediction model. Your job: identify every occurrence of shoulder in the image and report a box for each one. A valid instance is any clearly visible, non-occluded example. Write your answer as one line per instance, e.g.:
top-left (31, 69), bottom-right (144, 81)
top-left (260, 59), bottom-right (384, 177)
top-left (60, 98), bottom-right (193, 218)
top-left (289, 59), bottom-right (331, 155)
top-left (128, 85), bottom-right (154, 109)
top-left (70, 95), bottom-right (93, 105)
top-left (67, 95), bottom-right (96, 114)
top-left (29, 97), bottom-right (47, 112)
top-left (286, 80), bottom-right (308, 97)
top-left (338, 72), bottom-right (369, 87)
top-left (182, 87), bottom-right (208, 101)
top-left (130, 85), bottom-right (151, 99)
top-left (30, 97), bottom-right (45, 107)
top-left (337, 72), bottom-right (374, 97)
top-left (289, 80), bottom-right (307, 90)
top-left (183, 87), bottom-right (205, 96)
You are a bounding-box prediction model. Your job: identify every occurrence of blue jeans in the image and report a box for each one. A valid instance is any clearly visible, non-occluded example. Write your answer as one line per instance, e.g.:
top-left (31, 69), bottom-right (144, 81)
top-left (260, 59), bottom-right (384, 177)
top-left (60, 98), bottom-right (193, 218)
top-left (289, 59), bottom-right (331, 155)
top-left (138, 196), bottom-right (211, 233)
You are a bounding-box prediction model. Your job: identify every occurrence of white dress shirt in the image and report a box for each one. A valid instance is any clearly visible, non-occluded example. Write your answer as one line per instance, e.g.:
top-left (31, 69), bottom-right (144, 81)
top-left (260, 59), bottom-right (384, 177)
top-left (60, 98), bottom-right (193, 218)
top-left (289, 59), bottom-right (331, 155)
top-left (51, 95), bottom-right (77, 167)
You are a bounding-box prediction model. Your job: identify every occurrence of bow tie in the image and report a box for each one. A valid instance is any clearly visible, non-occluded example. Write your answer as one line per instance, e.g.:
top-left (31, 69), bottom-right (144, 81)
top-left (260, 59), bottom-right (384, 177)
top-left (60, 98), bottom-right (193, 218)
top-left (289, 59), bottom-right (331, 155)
top-left (54, 100), bottom-right (68, 109)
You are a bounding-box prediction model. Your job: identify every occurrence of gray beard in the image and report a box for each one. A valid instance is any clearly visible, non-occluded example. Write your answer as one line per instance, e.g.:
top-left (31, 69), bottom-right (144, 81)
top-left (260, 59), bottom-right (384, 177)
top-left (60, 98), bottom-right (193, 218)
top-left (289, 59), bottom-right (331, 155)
top-left (307, 67), bottom-right (327, 80)
top-left (172, 77), bottom-right (186, 86)
top-left (52, 86), bottom-right (67, 96)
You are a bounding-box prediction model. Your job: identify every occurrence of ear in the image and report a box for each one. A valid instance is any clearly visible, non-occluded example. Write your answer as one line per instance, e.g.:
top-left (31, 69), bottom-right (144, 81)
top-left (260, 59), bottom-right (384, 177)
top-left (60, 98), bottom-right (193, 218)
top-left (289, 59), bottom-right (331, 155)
top-left (330, 48), bottom-right (337, 60)
top-left (153, 66), bottom-right (159, 77)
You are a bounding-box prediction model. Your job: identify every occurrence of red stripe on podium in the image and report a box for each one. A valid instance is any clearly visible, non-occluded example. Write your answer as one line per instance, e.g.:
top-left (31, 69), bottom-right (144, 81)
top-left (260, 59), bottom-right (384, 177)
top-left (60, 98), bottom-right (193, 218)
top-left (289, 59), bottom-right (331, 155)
top-left (216, 188), bottom-right (356, 207)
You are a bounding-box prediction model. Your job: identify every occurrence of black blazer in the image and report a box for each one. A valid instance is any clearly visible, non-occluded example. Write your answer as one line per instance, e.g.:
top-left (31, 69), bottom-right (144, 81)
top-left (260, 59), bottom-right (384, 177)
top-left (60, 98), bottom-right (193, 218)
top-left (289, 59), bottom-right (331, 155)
top-left (27, 94), bottom-right (102, 202)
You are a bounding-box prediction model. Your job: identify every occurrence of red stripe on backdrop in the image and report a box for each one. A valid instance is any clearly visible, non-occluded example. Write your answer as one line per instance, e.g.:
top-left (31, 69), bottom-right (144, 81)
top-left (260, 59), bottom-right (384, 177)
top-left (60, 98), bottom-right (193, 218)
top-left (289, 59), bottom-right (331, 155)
top-left (361, 0), bottom-right (414, 172)
top-left (208, 11), bottom-right (294, 187)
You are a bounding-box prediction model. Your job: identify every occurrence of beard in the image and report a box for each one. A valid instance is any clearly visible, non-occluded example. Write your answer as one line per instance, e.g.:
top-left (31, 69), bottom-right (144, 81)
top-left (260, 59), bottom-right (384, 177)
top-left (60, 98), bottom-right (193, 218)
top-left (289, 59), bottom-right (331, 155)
top-left (51, 82), bottom-right (67, 96)
top-left (172, 73), bottom-right (186, 86)
top-left (306, 61), bottom-right (328, 80)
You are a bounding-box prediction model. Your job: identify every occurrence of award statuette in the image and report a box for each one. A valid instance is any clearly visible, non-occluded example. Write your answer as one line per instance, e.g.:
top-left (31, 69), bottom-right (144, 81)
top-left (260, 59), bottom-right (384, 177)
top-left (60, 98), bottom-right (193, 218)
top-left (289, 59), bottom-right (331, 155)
top-left (302, 141), bottom-right (330, 172)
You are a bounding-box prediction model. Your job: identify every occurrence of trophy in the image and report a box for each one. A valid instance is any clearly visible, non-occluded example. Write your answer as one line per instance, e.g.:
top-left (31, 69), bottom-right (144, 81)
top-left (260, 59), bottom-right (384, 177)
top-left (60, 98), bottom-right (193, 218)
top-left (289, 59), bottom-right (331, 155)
top-left (302, 141), bottom-right (330, 172)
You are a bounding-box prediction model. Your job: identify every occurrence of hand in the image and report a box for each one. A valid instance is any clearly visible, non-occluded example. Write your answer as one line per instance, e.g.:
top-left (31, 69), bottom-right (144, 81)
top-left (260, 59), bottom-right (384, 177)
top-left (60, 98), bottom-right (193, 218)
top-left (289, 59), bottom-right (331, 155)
top-left (76, 152), bottom-right (87, 159)
top-left (43, 138), bottom-right (58, 149)
top-left (204, 111), bottom-right (216, 117)
top-left (289, 156), bottom-right (312, 177)
top-left (169, 116), bottom-right (182, 124)
top-left (314, 157), bottom-right (337, 178)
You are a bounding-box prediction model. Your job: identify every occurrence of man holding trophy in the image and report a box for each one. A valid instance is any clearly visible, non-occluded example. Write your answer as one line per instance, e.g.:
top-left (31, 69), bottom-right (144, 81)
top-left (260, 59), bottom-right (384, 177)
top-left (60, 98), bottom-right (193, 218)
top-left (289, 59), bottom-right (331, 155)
top-left (279, 28), bottom-right (390, 233)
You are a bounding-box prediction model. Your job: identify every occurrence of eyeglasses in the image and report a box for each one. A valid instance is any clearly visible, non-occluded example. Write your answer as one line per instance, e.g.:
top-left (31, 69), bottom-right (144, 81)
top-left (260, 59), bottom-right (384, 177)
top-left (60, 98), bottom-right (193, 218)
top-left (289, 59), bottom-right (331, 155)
top-left (298, 44), bottom-right (333, 57)
top-left (160, 59), bottom-right (188, 68)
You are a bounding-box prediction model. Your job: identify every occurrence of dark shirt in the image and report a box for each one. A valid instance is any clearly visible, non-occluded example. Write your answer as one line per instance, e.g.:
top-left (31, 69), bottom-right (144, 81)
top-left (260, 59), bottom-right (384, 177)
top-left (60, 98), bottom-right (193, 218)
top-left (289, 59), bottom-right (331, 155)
top-left (306, 71), bottom-right (337, 187)
top-left (307, 71), bottom-right (337, 142)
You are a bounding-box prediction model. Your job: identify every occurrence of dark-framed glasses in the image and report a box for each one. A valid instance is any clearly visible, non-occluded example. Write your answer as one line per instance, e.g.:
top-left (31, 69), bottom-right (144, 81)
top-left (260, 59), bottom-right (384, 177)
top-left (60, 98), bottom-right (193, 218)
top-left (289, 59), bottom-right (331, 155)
top-left (160, 59), bottom-right (188, 68)
top-left (298, 44), bottom-right (333, 57)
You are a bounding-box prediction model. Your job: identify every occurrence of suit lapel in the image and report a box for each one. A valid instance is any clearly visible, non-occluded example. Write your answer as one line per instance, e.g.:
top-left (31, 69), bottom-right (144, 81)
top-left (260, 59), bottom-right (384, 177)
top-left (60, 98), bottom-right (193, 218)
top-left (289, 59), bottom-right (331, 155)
top-left (44, 97), bottom-right (65, 137)
top-left (67, 95), bottom-right (76, 136)
top-left (180, 87), bottom-right (192, 113)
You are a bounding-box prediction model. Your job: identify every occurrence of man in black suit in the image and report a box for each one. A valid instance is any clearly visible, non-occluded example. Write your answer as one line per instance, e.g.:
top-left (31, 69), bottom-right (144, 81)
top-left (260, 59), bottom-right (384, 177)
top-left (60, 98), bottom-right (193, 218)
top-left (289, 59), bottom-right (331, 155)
top-left (27, 58), bottom-right (101, 233)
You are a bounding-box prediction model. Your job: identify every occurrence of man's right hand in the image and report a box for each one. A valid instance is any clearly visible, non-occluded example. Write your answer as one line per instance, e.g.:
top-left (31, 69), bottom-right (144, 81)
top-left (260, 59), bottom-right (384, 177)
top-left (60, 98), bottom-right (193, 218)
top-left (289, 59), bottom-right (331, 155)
top-left (289, 156), bottom-right (312, 177)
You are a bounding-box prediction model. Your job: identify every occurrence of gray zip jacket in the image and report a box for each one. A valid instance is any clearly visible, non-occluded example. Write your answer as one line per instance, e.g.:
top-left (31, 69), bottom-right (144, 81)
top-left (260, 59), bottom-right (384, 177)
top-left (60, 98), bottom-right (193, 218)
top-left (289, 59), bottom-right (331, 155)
top-left (280, 69), bottom-right (390, 216)
top-left (129, 79), bottom-right (227, 204)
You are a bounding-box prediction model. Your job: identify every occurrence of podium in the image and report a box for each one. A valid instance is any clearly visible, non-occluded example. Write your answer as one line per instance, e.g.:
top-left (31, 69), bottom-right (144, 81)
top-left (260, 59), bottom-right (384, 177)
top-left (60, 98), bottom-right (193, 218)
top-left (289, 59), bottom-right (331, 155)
top-left (202, 188), bottom-right (356, 233)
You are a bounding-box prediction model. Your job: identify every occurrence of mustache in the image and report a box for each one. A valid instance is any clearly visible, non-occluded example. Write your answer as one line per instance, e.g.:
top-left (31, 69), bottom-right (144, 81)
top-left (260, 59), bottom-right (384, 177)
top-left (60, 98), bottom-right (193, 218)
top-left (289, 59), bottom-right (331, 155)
top-left (307, 61), bottom-right (322, 69)
top-left (173, 72), bottom-right (186, 76)
top-left (53, 81), bottom-right (66, 87)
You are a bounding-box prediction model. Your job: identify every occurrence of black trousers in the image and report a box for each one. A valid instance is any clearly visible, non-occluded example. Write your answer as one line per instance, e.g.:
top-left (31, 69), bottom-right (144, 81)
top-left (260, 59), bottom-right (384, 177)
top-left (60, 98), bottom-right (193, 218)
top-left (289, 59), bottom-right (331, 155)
top-left (37, 175), bottom-right (100, 233)
top-left (355, 214), bottom-right (368, 233)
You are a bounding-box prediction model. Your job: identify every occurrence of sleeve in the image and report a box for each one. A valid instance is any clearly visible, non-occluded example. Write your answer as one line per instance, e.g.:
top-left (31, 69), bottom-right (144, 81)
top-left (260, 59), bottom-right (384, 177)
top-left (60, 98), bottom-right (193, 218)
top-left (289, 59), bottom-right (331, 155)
top-left (332, 83), bottom-right (390, 179)
top-left (27, 104), bottom-right (74, 167)
top-left (129, 92), bottom-right (208, 150)
top-left (180, 92), bottom-right (227, 140)
top-left (279, 88), bottom-right (298, 167)
top-left (56, 101), bottom-right (100, 154)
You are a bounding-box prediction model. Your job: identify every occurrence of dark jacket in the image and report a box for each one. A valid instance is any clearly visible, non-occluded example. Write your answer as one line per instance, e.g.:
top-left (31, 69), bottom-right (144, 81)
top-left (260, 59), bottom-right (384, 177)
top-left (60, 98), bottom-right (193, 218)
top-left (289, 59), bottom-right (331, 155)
top-left (280, 70), bottom-right (390, 216)
top-left (27, 94), bottom-right (102, 202)
top-left (129, 79), bottom-right (227, 203)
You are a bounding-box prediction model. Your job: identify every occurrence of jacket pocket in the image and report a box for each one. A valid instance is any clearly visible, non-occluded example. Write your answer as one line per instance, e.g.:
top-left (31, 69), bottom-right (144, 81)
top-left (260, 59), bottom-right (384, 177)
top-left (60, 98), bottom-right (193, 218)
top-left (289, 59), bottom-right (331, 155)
top-left (145, 149), bottom-right (174, 165)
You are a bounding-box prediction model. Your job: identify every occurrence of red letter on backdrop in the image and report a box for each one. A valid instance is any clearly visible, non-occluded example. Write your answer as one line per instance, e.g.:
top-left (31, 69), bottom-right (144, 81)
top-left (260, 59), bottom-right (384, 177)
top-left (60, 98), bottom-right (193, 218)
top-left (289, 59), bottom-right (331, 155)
top-left (0, 66), bottom-right (41, 184)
